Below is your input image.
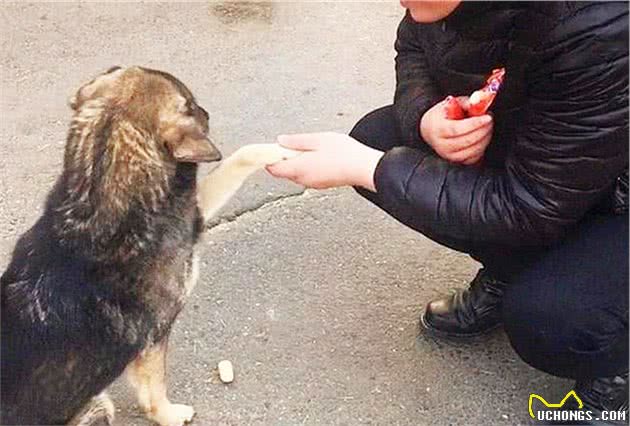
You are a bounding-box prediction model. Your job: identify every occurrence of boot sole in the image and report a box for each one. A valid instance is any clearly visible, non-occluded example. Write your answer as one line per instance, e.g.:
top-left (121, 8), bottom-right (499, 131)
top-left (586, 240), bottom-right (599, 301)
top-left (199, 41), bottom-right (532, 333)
top-left (419, 311), bottom-right (503, 341)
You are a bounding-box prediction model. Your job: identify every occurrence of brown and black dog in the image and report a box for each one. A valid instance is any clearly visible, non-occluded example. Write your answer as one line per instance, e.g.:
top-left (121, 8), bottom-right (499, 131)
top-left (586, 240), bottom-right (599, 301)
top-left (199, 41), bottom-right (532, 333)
top-left (1, 66), bottom-right (297, 425)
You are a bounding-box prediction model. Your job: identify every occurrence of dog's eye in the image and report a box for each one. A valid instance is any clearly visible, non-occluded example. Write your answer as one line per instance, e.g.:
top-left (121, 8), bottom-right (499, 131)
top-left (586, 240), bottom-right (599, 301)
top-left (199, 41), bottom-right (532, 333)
top-left (182, 101), bottom-right (208, 122)
top-left (184, 102), bottom-right (196, 116)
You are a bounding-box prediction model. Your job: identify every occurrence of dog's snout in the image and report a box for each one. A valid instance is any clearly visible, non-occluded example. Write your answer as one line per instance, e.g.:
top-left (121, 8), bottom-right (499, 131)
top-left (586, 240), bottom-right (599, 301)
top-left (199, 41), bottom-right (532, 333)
top-left (206, 138), bottom-right (223, 162)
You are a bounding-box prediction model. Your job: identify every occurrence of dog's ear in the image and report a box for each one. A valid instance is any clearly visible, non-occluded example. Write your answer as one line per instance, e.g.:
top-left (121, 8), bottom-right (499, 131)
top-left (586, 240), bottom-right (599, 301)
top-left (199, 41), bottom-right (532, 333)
top-left (171, 135), bottom-right (222, 163)
top-left (69, 66), bottom-right (125, 111)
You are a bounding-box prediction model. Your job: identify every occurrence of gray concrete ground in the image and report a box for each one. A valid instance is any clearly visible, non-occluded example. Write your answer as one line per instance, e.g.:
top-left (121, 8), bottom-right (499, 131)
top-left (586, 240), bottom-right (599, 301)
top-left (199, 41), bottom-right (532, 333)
top-left (1, 2), bottom-right (572, 425)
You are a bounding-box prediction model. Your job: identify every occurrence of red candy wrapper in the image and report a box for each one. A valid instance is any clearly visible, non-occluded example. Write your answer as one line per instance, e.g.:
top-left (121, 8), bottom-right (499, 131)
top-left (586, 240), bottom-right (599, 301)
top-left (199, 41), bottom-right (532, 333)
top-left (444, 68), bottom-right (505, 120)
top-left (443, 95), bottom-right (466, 120)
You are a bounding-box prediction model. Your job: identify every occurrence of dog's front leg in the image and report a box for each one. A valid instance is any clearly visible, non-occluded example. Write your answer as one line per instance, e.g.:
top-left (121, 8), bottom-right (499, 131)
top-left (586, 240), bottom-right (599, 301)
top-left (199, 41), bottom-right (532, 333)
top-left (197, 143), bottom-right (300, 222)
top-left (126, 339), bottom-right (194, 426)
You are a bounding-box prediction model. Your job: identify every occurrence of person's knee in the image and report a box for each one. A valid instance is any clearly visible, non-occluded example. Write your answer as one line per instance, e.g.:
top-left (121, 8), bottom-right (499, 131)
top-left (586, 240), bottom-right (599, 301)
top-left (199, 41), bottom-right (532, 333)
top-left (503, 282), bottom-right (628, 378)
top-left (349, 105), bottom-right (398, 151)
top-left (503, 285), bottom-right (570, 376)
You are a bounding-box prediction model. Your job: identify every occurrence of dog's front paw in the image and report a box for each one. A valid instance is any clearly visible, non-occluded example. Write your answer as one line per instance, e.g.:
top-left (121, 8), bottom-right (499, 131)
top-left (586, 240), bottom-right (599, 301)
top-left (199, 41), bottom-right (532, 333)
top-left (149, 403), bottom-right (195, 426)
top-left (234, 143), bottom-right (300, 168)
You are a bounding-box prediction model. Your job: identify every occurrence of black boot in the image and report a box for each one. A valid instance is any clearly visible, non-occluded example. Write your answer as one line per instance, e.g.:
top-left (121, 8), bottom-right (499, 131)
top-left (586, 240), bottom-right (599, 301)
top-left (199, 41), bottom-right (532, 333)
top-left (570, 373), bottom-right (629, 425)
top-left (420, 268), bottom-right (507, 338)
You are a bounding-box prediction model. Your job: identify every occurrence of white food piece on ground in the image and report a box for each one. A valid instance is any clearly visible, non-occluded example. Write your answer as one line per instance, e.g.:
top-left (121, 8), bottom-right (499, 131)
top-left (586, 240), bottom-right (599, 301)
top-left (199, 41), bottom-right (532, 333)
top-left (218, 360), bottom-right (234, 383)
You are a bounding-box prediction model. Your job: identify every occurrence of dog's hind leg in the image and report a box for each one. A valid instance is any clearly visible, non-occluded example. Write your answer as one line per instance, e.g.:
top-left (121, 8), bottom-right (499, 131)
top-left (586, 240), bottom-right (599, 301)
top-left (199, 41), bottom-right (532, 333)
top-left (126, 338), bottom-right (194, 426)
top-left (197, 143), bottom-right (300, 222)
top-left (67, 392), bottom-right (115, 426)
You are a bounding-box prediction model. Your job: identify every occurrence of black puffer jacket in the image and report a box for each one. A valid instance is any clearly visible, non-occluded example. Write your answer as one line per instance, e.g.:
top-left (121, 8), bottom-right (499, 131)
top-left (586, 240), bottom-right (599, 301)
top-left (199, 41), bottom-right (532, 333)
top-left (375, 1), bottom-right (628, 250)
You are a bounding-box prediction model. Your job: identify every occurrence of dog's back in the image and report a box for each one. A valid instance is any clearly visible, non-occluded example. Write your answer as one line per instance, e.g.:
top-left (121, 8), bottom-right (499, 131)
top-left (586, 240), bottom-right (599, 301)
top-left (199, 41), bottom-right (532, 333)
top-left (0, 172), bottom-right (201, 425)
top-left (1, 219), bottom-right (139, 423)
top-left (1, 66), bottom-right (219, 425)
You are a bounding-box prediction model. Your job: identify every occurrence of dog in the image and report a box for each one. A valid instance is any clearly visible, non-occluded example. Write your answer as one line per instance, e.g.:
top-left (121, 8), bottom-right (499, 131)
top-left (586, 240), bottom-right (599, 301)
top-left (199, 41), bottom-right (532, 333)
top-left (0, 66), bottom-right (298, 426)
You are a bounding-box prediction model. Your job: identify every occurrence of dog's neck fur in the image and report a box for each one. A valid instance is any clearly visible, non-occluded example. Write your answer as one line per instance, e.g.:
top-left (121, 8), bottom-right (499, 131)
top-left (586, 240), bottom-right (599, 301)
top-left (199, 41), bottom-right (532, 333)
top-left (47, 100), bottom-right (198, 263)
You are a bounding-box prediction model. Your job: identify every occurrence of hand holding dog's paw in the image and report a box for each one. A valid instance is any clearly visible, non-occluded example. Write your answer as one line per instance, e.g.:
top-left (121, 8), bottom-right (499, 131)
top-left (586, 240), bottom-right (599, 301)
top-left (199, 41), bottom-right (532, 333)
top-left (233, 144), bottom-right (301, 169)
top-left (266, 132), bottom-right (384, 191)
top-left (149, 403), bottom-right (195, 426)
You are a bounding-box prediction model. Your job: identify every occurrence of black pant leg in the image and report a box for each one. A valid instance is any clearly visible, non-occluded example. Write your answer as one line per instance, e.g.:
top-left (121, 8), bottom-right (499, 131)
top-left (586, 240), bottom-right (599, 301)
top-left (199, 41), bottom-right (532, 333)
top-left (467, 244), bottom-right (541, 283)
top-left (348, 105), bottom-right (415, 151)
top-left (502, 213), bottom-right (629, 379)
top-left (349, 105), bottom-right (432, 216)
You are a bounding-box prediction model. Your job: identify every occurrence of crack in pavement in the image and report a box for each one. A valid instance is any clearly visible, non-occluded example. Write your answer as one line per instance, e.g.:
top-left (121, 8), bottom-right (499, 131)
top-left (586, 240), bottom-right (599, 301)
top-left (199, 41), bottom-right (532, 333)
top-left (204, 190), bottom-right (306, 232)
top-left (203, 188), bottom-right (342, 234)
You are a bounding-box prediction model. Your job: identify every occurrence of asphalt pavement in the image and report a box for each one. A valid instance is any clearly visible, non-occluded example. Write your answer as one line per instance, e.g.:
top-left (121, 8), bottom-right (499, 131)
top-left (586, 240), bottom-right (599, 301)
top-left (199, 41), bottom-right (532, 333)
top-left (1, 2), bottom-right (571, 424)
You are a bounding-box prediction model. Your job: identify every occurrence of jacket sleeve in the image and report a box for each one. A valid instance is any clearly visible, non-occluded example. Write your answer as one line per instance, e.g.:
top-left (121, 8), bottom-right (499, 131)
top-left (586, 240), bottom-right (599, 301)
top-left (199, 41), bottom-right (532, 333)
top-left (393, 11), bottom-right (442, 143)
top-left (375, 4), bottom-right (629, 249)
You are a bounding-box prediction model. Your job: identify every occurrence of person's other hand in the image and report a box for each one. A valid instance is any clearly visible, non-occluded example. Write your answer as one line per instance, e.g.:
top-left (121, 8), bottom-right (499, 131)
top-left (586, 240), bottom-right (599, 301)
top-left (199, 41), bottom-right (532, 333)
top-left (420, 97), bottom-right (494, 165)
top-left (266, 132), bottom-right (384, 191)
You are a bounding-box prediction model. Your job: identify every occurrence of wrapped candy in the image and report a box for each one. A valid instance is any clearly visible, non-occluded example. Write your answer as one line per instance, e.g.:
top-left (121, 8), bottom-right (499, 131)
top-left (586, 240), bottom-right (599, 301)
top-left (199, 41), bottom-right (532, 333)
top-left (443, 95), bottom-right (466, 120)
top-left (444, 68), bottom-right (506, 119)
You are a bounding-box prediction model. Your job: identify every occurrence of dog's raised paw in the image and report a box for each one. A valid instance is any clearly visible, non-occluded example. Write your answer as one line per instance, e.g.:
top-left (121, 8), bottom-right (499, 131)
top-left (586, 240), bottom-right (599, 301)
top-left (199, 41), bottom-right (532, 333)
top-left (150, 403), bottom-right (195, 426)
top-left (234, 143), bottom-right (300, 168)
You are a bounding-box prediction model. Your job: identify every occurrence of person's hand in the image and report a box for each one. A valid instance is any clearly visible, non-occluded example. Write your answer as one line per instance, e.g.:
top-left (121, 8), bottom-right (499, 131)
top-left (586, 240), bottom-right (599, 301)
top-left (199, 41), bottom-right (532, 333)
top-left (266, 132), bottom-right (384, 191)
top-left (420, 96), bottom-right (494, 165)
